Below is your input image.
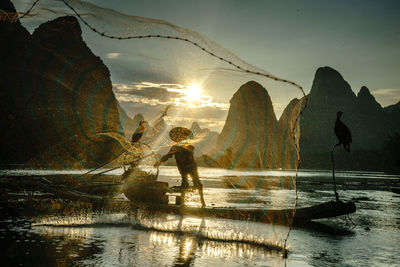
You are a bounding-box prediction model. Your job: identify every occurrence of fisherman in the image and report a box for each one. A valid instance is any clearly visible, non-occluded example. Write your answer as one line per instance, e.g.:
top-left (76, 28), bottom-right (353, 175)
top-left (154, 127), bottom-right (206, 207)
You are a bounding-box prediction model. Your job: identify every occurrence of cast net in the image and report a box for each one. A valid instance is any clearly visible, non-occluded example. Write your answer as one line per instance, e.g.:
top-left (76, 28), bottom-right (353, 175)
top-left (2, 0), bottom-right (307, 253)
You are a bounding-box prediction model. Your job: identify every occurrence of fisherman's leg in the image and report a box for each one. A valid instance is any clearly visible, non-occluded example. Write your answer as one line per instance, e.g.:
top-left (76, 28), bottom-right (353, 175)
top-left (190, 169), bottom-right (206, 207)
top-left (181, 190), bottom-right (186, 207)
top-left (197, 183), bottom-right (206, 208)
top-left (180, 172), bottom-right (189, 189)
top-left (180, 172), bottom-right (189, 206)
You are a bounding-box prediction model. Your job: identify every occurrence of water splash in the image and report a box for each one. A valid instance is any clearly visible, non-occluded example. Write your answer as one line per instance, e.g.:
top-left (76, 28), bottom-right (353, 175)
top-left (32, 211), bottom-right (288, 253)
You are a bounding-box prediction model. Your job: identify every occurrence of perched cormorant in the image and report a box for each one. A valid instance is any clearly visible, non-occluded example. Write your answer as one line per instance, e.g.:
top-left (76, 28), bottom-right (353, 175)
top-left (334, 111), bottom-right (352, 152)
top-left (131, 120), bottom-right (147, 144)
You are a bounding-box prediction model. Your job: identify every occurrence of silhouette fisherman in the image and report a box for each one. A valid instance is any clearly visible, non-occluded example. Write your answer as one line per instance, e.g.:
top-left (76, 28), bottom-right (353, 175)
top-left (154, 127), bottom-right (206, 207)
top-left (334, 111), bottom-right (352, 151)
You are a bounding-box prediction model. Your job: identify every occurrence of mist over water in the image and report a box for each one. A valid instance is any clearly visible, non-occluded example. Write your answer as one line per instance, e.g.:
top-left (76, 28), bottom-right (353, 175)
top-left (1, 167), bottom-right (399, 266)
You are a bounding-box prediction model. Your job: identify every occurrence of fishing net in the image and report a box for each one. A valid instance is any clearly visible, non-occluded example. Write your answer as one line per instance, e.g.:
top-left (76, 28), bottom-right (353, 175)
top-left (2, 0), bottom-right (307, 252)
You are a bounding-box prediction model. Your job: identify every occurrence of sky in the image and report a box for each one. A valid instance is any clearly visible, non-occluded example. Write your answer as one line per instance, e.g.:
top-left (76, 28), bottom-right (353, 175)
top-left (85, 0), bottom-right (400, 101)
top-left (15, 0), bottom-right (400, 131)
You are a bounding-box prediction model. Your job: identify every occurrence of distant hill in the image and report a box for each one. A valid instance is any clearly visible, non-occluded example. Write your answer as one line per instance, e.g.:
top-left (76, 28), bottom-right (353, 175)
top-left (117, 104), bottom-right (140, 139)
top-left (214, 81), bottom-right (276, 169)
top-left (299, 66), bottom-right (400, 171)
top-left (208, 67), bottom-right (399, 171)
top-left (3, 0), bottom-right (395, 172)
top-left (190, 122), bottom-right (219, 157)
top-left (0, 4), bottom-right (123, 169)
top-left (384, 101), bottom-right (400, 133)
top-left (211, 81), bottom-right (303, 170)
top-left (117, 109), bottom-right (218, 160)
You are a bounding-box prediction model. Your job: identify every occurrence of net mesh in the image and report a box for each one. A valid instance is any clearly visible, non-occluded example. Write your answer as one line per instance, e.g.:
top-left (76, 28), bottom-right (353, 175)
top-left (2, 0), bottom-right (308, 251)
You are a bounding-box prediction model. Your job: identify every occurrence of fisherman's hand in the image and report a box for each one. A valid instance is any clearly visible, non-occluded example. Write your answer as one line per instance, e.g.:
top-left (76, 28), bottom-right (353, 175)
top-left (153, 161), bottom-right (161, 168)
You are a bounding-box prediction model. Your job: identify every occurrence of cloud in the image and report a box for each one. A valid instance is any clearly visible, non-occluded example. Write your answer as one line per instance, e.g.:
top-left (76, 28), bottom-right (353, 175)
top-left (116, 82), bottom-right (229, 131)
top-left (371, 88), bottom-right (400, 96)
top-left (371, 88), bottom-right (400, 107)
top-left (165, 116), bottom-right (226, 130)
top-left (114, 83), bottom-right (182, 102)
top-left (119, 100), bottom-right (227, 132)
top-left (106, 53), bottom-right (120, 59)
top-left (117, 95), bottom-right (170, 106)
top-left (113, 82), bottom-right (229, 109)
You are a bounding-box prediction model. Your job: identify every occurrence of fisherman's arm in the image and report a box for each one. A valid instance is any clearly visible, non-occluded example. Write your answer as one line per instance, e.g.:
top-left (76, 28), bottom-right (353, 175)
top-left (154, 146), bottom-right (177, 167)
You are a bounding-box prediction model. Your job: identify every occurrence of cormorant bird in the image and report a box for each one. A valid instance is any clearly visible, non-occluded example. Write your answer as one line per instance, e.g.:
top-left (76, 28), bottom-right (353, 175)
top-left (131, 120), bottom-right (147, 144)
top-left (334, 111), bottom-right (352, 152)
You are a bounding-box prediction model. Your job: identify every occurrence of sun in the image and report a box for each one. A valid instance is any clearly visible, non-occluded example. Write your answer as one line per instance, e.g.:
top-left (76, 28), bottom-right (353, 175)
top-left (185, 83), bottom-right (202, 102)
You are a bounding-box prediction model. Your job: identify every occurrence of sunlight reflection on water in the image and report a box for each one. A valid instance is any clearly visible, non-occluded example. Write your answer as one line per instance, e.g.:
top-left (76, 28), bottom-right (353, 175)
top-left (2, 168), bottom-right (400, 266)
top-left (1, 166), bottom-right (398, 180)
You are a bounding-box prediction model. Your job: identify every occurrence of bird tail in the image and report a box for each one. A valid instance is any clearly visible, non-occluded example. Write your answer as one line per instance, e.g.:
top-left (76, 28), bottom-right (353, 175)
top-left (344, 144), bottom-right (350, 152)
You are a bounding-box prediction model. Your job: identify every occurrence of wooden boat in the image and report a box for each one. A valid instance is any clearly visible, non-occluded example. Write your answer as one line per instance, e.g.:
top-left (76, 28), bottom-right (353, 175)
top-left (130, 198), bottom-right (356, 225)
top-left (124, 180), bottom-right (356, 225)
top-left (392, 188), bottom-right (400, 194)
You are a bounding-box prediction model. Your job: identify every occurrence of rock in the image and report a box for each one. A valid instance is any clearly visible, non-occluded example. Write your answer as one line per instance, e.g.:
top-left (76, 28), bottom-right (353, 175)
top-left (310, 67), bottom-right (357, 100)
top-left (300, 66), bottom-right (358, 155)
top-left (144, 118), bottom-right (167, 142)
top-left (355, 86), bottom-right (392, 150)
top-left (190, 122), bottom-right (218, 157)
top-left (190, 122), bottom-right (203, 135)
top-left (214, 81), bottom-right (277, 168)
top-left (117, 107), bottom-right (143, 139)
top-left (384, 101), bottom-right (400, 133)
top-left (299, 66), bottom-right (400, 170)
top-left (212, 80), bottom-right (305, 170)
top-left (357, 86), bottom-right (383, 112)
top-left (276, 97), bottom-right (305, 169)
top-left (215, 81), bottom-right (278, 169)
top-left (0, 15), bottom-right (123, 168)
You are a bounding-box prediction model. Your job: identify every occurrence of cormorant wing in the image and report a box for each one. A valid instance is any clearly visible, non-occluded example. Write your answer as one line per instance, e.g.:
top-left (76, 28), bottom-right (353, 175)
top-left (347, 124), bottom-right (352, 143)
top-left (336, 120), bottom-right (352, 144)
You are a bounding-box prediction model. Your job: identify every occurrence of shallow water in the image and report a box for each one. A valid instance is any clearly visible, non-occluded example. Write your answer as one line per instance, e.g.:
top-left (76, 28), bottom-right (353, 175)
top-left (1, 167), bottom-right (400, 266)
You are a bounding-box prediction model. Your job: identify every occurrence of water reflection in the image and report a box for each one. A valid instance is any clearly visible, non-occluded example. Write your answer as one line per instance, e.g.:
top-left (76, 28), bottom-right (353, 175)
top-left (224, 175), bottom-right (295, 190)
top-left (172, 216), bottom-right (201, 266)
top-left (9, 216), bottom-right (284, 267)
top-left (2, 202), bottom-right (398, 266)
top-left (2, 168), bottom-right (400, 266)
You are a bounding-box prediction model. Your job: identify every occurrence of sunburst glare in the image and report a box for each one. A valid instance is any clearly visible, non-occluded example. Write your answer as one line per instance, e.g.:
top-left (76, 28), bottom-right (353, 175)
top-left (185, 83), bottom-right (202, 102)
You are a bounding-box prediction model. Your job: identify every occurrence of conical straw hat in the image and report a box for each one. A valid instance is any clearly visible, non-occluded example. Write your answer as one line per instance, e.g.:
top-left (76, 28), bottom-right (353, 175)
top-left (169, 127), bottom-right (193, 142)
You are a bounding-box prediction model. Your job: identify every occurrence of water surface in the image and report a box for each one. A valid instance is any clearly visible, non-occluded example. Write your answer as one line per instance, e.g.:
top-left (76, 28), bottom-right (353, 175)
top-left (1, 167), bottom-right (399, 266)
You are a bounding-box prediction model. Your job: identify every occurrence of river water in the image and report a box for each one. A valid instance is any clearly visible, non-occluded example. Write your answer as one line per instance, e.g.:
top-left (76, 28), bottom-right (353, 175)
top-left (1, 167), bottom-right (399, 266)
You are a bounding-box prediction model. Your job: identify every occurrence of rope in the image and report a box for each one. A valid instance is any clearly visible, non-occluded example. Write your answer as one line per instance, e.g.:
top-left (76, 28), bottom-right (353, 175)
top-left (82, 149), bottom-right (126, 176)
top-left (283, 96), bottom-right (308, 255)
top-left (331, 144), bottom-right (340, 201)
top-left (19, 0), bottom-right (41, 19)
